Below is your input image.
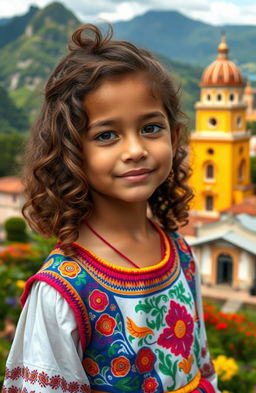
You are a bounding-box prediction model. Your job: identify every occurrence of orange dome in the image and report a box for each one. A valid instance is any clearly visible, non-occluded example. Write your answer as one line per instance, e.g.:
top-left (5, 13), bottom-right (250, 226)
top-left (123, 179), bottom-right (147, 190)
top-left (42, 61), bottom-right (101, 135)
top-left (244, 81), bottom-right (254, 95)
top-left (200, 37), bottom-right (244, 87)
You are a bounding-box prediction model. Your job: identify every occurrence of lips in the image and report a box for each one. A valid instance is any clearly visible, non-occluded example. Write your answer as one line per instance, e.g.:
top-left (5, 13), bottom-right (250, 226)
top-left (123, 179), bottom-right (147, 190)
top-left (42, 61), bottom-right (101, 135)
top-left (118, 168), bottom-right (153, 177)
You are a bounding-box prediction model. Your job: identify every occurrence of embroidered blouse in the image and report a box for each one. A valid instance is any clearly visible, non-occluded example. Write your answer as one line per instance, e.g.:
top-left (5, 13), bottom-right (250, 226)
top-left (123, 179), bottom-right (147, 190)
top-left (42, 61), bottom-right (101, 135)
top-left (2, 229), bottom-right (220, 393)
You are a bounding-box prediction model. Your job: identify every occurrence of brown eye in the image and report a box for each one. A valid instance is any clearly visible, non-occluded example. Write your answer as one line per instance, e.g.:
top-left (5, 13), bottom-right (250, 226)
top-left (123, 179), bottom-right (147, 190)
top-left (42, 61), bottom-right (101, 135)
top-left (141, 124), bottom-right (163, 134)
top-left (96, 131), bottom-right (117, 142)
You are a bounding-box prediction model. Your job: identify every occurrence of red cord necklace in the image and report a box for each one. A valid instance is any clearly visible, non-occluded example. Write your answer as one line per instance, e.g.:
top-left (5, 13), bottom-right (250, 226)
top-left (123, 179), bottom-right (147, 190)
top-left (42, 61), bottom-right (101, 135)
top-left (85, 220), bottom-right (165, 269)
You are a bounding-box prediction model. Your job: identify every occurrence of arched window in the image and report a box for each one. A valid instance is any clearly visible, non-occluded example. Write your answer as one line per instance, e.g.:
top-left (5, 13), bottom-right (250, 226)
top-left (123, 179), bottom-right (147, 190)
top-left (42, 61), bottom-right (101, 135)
top-left (238, 160), bottom-right (245, 181)
top-left (217, 93), bottom-right (222, 101)
top-left (205, 195), bottom-right (213, 211)
top-left (205, 163), bottom-right (214, 179)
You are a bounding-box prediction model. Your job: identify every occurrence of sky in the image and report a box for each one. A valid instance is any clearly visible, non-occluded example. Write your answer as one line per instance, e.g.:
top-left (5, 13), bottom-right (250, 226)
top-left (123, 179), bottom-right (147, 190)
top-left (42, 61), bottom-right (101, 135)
top-left (0, 0), bottom-right (256, 26)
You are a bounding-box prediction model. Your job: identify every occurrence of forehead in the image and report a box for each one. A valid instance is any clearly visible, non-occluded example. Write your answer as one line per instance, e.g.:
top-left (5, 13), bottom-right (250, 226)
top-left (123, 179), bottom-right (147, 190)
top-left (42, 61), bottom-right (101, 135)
top-left (83, 74), bottom-right (166, 123)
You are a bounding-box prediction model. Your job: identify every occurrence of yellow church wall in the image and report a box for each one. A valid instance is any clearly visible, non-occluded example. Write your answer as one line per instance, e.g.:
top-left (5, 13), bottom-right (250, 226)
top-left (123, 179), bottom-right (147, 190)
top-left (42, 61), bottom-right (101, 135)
top-left (189, 139), bottom-right (234, 211)
top-left (196, 109), bottom-right (231, 132)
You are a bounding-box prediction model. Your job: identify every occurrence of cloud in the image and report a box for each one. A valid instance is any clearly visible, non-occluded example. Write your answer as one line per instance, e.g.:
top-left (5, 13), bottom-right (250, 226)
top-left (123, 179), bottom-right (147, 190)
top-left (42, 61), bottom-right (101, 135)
top-left (0, 0), bottom-right (256, 26)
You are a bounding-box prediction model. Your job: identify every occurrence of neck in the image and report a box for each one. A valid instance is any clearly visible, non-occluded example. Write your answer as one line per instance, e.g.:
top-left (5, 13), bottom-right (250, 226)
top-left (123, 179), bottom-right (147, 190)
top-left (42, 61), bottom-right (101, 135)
top-left (87, 196), bottom-right (151, 240)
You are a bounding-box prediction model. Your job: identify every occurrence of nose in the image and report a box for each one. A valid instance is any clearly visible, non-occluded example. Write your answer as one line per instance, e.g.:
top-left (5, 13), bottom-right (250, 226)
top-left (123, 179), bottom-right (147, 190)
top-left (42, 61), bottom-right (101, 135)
top-left (121, 134), bottom-right (148, 162)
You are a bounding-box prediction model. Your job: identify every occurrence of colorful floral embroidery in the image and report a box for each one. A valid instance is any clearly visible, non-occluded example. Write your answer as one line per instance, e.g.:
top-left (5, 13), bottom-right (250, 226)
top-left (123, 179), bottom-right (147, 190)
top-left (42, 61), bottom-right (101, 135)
top-left (178, 354), bottom-right (194, 374)
top-left (200, 359), bottom-right (216, 378)
top-left (127, 317), bottom-right (154, 338)
top-left (136, 348), bottom-right (156, 373)
top-left (157, 301), bottom-right (194, 358)
top-left (111, 356), bottom-right (131, 377)
top-left (95, 313), bottom-right (116, 336)
top-left (58, 261), bottom-right (81, 278)
top-left (3, 366), bottom-right (90, 392)
top-left (83, 358), bottom-right (100, 376)
top-left (142, 377), bottom-right (159, 393)
top-left (89, 289), bottom-right (109, 312)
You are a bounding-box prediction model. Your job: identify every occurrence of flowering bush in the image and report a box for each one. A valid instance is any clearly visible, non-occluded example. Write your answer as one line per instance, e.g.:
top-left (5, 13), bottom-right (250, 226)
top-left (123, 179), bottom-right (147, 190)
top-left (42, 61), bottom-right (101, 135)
top-left (204, 302), bottom-right (256, 393)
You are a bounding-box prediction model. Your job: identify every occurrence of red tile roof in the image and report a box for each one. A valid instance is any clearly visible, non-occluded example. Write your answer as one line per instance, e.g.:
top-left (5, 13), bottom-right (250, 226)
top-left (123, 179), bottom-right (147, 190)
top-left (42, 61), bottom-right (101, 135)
top-left (0, 177), bottom-right (24, 194)
top-left (179, 214), bottom-right (220, 237)
top-left (221, 196), bottom-right (256, 216)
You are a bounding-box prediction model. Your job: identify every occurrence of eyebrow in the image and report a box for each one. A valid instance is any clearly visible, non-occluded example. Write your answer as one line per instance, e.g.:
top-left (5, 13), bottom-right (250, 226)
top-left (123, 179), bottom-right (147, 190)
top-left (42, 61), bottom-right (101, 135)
top-left (87, 111), bottom-right (167, 131)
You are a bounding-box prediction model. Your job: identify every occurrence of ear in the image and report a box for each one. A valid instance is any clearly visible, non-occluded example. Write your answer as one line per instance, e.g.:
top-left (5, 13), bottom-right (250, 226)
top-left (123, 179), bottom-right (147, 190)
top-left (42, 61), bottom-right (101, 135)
top-left (171, 125), bottom-right (181, 155)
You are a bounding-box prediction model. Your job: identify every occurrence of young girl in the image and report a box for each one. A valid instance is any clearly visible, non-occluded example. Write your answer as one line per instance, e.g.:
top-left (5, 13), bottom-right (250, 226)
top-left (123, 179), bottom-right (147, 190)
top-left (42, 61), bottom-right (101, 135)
top-left (2, 24), bottom-right (219, 393)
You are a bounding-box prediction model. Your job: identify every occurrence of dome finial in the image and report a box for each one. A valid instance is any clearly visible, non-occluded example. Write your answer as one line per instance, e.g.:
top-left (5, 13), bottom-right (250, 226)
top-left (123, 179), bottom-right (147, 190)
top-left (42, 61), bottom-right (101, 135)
top-left (218, 32), bottom-right (228, 58)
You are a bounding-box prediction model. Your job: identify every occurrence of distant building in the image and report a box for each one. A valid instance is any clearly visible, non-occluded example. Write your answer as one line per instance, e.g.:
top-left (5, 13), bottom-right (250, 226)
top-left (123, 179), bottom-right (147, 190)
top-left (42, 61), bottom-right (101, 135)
top-left (189, 37), bottom-right (254, 213)
top-left (0, 177), bottom-right (24, 239)
top-left (244, 80), bottom-right (256, 123)
top-left (185, 39), bottom-right (256, 294)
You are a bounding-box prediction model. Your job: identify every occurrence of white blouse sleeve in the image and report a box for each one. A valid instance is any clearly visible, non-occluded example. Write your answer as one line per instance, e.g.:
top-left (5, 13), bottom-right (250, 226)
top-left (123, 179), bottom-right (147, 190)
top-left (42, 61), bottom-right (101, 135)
top-left (2, 281), bottom-right (91, 393)
top-left (193, 254), bottom-right (221, 393)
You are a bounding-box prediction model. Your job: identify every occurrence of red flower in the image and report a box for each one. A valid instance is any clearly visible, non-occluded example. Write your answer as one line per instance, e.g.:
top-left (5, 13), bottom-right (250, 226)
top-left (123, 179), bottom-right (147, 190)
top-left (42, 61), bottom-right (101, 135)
top-left (216, 322), bottom-right (228, 330)
top-left (89, 290), bottom-right (109, 312)
top-left (184, 268), bottom-right (192, 282)
top-left (68, 382), bottom-right (80, 392)
top-left (136, 348), bottom-right (156, 373)
top-left (38, 371), bottom-right (49, 387)
top-left (142, 377), bottom-right (159, 393)
top-left (189, 259), bottom-right (196, 274)
top-left (203, 312), bottom-right (209, 321)
top-left (157, 301), bottom-right (194, 359)
top-left (246, 331), bottom-right (253, 336)
top-left (83, 358), bottom-right (100, 376)
top-left (96, 313), bottom-right (116, 336)
top-left (111, 356), bottom-right (130, 377)
top-left (49, 375), bottom-right (61, 389)
top-left (177, 238), bottom-right (189, 253)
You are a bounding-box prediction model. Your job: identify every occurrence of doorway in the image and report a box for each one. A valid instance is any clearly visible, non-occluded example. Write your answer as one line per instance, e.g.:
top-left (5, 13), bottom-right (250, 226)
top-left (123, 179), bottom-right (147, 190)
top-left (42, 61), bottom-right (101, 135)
top-left (217, 254), bottom-right (233, 285)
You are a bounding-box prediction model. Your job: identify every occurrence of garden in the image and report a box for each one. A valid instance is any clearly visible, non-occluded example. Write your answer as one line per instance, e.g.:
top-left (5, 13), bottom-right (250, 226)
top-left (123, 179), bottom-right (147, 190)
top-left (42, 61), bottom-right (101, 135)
top-left (0, 218), bottom-right (256, 392)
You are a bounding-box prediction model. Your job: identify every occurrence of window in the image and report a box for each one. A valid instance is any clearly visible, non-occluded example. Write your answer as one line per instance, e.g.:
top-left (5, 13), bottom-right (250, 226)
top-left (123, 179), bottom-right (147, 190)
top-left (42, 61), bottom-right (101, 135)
top-left (207, 94), bottom-right (211, 101)
top-left (208, 117), bottom-right (217, 127)
top-left (217, 93), bottom-right (222, 101)
top-left (205, 164), bottom-right (214, 179)
top-left (229, 93), bottom-right (234, 101)
top-left (205, 195), bottom-right (213, 211)
top-left (207, 148), bottom-right (214, 155)
top-left (238, 160), bottom-right (245, 181)
top-left (236, 116), bottom-right (242, 128)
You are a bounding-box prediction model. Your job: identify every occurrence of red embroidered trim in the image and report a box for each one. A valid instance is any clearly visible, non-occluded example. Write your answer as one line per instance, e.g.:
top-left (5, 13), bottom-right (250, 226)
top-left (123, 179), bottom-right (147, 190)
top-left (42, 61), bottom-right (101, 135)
top-left (3, 366), bottom-right (90, 393)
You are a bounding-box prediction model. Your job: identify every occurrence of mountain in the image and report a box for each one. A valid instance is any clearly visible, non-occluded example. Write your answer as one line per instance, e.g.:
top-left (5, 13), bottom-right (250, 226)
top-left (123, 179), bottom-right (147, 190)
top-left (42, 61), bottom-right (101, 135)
top-left (112, 10), bottom-right (256, 68)
top-left (0, 6), bottom-right (39, 48)
top-left (0, 2), bottom-right (80, 122)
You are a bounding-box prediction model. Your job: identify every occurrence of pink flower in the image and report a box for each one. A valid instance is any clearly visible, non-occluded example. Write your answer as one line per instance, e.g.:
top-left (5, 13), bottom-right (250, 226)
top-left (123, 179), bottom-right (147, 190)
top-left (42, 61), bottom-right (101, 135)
top-left (157, 301), bottom-right (194, 358)
top-left (142, 377), bottom-right (158, 393)
top-left (89, 290), bottom-right (109, 312)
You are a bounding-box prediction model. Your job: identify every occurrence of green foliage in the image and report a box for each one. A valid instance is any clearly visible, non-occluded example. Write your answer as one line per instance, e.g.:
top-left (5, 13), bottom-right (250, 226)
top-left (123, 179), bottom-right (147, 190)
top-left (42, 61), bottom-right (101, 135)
top-left (0, 86), bottom-right (29, 132)
top-left (0, 132), bottom-right (26, 176)
top-left (247, 121), bottom-right (256, 134)
top-left (4, 217), bottom-right (28, 243)
top-left (251, 156), bottom-right (256, 185)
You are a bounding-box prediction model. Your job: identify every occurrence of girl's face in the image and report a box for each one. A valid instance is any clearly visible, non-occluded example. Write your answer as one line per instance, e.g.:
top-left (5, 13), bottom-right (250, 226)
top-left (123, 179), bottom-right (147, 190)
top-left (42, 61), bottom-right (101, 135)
top-left (83, 73), bottom-right (178, 205)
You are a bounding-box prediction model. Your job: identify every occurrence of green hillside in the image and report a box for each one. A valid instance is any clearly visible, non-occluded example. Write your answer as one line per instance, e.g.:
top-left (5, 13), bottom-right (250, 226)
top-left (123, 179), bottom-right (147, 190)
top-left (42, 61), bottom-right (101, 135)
top-left (0, 2), bottom-right (80, 123)
top-left (0, 2), bottom-right (201, 125)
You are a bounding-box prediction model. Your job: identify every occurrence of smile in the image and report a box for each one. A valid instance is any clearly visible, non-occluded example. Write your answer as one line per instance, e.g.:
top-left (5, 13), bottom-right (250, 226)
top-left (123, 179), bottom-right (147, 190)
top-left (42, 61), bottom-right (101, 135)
top-left (117, 169), bottom-right (154, 182)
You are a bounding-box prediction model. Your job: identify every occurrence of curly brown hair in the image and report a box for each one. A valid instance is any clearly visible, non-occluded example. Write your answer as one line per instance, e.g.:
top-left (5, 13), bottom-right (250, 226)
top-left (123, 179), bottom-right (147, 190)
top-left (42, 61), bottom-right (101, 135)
top-left (22, 23), bottom-right (194, 256)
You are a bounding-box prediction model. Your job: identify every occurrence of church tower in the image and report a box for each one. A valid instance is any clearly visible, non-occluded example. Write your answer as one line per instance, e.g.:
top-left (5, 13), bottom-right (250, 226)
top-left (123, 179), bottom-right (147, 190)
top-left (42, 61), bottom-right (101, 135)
top-left (189, 37), bottom-right (253, 213)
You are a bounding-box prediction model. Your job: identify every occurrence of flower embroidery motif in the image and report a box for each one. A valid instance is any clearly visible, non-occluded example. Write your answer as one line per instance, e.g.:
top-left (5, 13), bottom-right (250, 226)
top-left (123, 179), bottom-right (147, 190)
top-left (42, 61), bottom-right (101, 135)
top-left (136, 347), bottom-right (156, 373)
top-left (96, 313), bottom-right (116, 336)
top-left (127, 316), bottom-right (154, 338)
top-left (157, 300), bottom-right (194, 359)
top-left (142, 377), bottom-right (159, 393)
top-left (177, 237), bottom-right (189, 253)
top-left (189, 259), bottom-right (196, 274)
top-left (83, 358), bottom-right (100, 376)
top-left (89, 289), bottom-right (109, 312)
top-left (111, 356), bottom-right (130, 377)
top-left (58, 261), bottom-right (81, 278)
top-left (178, 354), bottom-right (194, 374)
